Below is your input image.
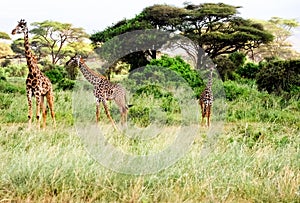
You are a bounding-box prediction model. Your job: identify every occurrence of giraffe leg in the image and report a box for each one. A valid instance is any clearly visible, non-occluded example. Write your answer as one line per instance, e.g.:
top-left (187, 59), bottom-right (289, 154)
top-left (123, 107), bottom-right (128, 126)
top-left (26, 88), bottom-right (33, 129)
top-left (46, 90), bottom-right (56, 128)
top-left (207, 114), bottom-right (210, 127)
top-left (102, 100), bottom-right (118, 130)
top-left (40, 95), bottom-right (47, 129)
top-left (200, 101), bottom-right (205, 126)
top-left (115, 96), bottom-right (128, 127)
top-left (96, 100), bottom-right (100, 123)
top-left (120, 107), bottom-right (128, 127)
top-left (207, 105), bottom-right (211, 127)
top-left (35, 94), bottom-right (41, 130)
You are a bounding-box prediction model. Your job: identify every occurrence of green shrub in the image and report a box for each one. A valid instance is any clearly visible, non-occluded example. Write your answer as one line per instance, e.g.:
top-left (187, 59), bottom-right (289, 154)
top-left (44, 65), bottom-right (67, 84)
top-left (256, 59), bottom-right (300, 94)
top-left (229, 52), bottom-right (246, 68)
top-left (129, 106), bottom-right (150, 127)
top-left (223, 80), bottom-right (251, 101)
top-left (0, 80), bottom-right (25, 94)
top-left (147, 55), bottom-right (203, 96)
top-left (133, 84), bottom-right (180, 114)
top-left (214, 55), bottom-right (236, 81)
top-left (57, 78), bottom-right (75, 90)
top-left (135, 84), bottom-right (164, 99)
top-left (1, 59), bottom-right (11, 67)
top-left (2, 64), bottom-right (28, 77)
top-left (238, 62), bottom-right (260, 79)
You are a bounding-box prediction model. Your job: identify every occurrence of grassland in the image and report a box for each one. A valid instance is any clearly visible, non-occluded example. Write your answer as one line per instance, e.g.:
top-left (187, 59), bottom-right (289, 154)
top-left (0, 78), bottom-right (299, 202)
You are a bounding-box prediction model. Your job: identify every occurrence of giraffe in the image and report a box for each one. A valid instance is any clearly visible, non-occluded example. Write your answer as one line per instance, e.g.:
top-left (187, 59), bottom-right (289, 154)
top-left (66, 54), bottom-right (128, 130)
top-left (11, 19), bottom-right (56, 129)
top-left (199, 64), bottom-right (215, 127)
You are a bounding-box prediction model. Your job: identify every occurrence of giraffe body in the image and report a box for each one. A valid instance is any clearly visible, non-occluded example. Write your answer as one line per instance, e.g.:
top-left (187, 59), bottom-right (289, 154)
top-left (12, 19), bottom-right (56, 129)
top-left (66, 55), bottom-right (128, 130)
top-left (199, 64), bottom-right (214, 127)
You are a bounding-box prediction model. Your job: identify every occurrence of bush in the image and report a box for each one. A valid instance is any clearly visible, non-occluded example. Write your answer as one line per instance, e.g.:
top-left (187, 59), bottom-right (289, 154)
top-left (44, 65), bottom-right (67, 84)
top-left (214, 55), bottom-right (237, 81)
top-left (1, 59), bottom-right (11, 67)
top-left (0, 80), bottom-right (25, 94)
top-left (223, 80), bottom-right (253, 101)
top-left (129, 106), bottom-right (150, 127)
top-left (134, 84), bottom-right (180, 113)
top-left (256, 59), bottom-right (300, 94)
top-left (229, 52), bottom-right (246, 68)
top-left (2, 64), bottom-right (28, 77)
top-left (57, 78), bottom-right (76, 90)
top-left (147, 55), bottom-right (203, 96)
top-left (237, 62), bottom-right (260, 79)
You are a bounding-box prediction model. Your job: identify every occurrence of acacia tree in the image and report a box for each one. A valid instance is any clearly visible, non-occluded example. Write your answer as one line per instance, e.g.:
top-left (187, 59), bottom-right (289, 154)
top-left (91, 3), bottom-right (273, 69)
top-left (0, 32), bottom-right (11, 40)
top-left (0, 31), bottom-right (13, 59)
top-left (30, 20), bottom-right (90, 64)
top-left (249, 17), bottom-right (300, 61)
top-left (142, 3), bottom-right (273, 67)
top-left (90, 14), bottom-right (158, 76)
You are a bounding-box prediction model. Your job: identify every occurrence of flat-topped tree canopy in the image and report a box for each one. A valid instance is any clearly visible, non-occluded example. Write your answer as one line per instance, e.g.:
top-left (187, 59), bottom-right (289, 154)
top-left (90, 3), bottom-right (273, 69)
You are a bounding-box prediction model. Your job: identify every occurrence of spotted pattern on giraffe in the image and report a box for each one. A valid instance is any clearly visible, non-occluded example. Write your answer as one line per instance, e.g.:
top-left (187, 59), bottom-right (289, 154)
top-left (66, 55), bottom-right (128, 130)
top-left (11, 19), bottom-right (56, 129)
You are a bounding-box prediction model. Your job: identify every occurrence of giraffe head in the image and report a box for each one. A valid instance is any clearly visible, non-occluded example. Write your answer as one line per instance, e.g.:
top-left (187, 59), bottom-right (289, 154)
top-left (66, 54), bottom-right (81, 67)
top-left (11, 19), bottom-right (28, 35)
top-left (206, 63), bottom-right (216, 70)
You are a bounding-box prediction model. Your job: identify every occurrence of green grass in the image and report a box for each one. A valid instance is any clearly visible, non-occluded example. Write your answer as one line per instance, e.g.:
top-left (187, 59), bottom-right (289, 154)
top-left (0, 79), bottom-right (299, 202)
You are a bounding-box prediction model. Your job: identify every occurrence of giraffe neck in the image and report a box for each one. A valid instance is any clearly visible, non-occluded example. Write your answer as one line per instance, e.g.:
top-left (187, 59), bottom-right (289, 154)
top-left (23, 28), bottom-right (38, 73)
top-left (78, 61), bottom-right (105, 85)
top-left (206, 68), bottom-right (213, 90)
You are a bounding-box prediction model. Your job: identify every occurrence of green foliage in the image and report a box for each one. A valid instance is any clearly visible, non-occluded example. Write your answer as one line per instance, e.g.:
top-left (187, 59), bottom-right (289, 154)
top-left (224, 80), bottom-right (252, 101)
top-left (237, 62), bottom-right (260, 79)
top-left (30, 20), bottom-right (90, 64)
top-left (148, 55), bottom-right (203, 96)
top-left (0, 31), bottom-right (11, 40)
top-left (44, 65), bottom-right (76, 90)
top-left (143, 3), bottom-right (273, 59)
top-left (94, 29), bottom-right (169, 71)
top-left (0, 80), bottom-right (25, 94)
top-left (65, 62), bottom-right (79, 80)
top-left (90, 14), bottom-right (153, 43)
top-left (91, 3), bottom-right (273, 70)
top-left (1, 64), bottom-right (28, 78)
top-left (57, 78), bottom-right (75, 90)
top-left (10, 38), bottom-right (25, 56)
top-left (0, 42), bottom-right (14, 58)
top-left (125, 56), bottom-right (198, 126)
top-left (225, 80), bottom-right (299, 126)
top-left (129, 105), bottom-right (150, 127)
top-left (44, 65), bottom-right (66, 84)
top-left (214, 55), bottom-right (237, 81)
top-left (229, 52), bottom-right (247, 68)
top-left (250, 17), bottom-right (300, 60)
top-left (1, 59), bottom-right (11, 67)
top-left (129, 85), bottom-right (181, 127)
top-left (0, 82), bottom-right (19, 94)
top-left (256, 59), bottom-right (300, 94)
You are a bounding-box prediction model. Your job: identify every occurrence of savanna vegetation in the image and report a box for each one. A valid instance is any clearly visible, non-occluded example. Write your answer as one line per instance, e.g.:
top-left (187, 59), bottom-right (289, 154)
top-left (0, 2), bottom-right (299, 202)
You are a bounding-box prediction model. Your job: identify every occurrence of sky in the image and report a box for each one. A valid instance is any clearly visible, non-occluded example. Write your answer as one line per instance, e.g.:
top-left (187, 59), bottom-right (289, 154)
top-left (1, 0), bottom-right (300, 50)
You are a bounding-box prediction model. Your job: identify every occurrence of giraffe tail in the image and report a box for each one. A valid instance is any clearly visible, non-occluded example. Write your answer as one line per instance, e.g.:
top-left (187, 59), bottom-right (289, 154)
top-left (126, 104), bottom-right (134, 109)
